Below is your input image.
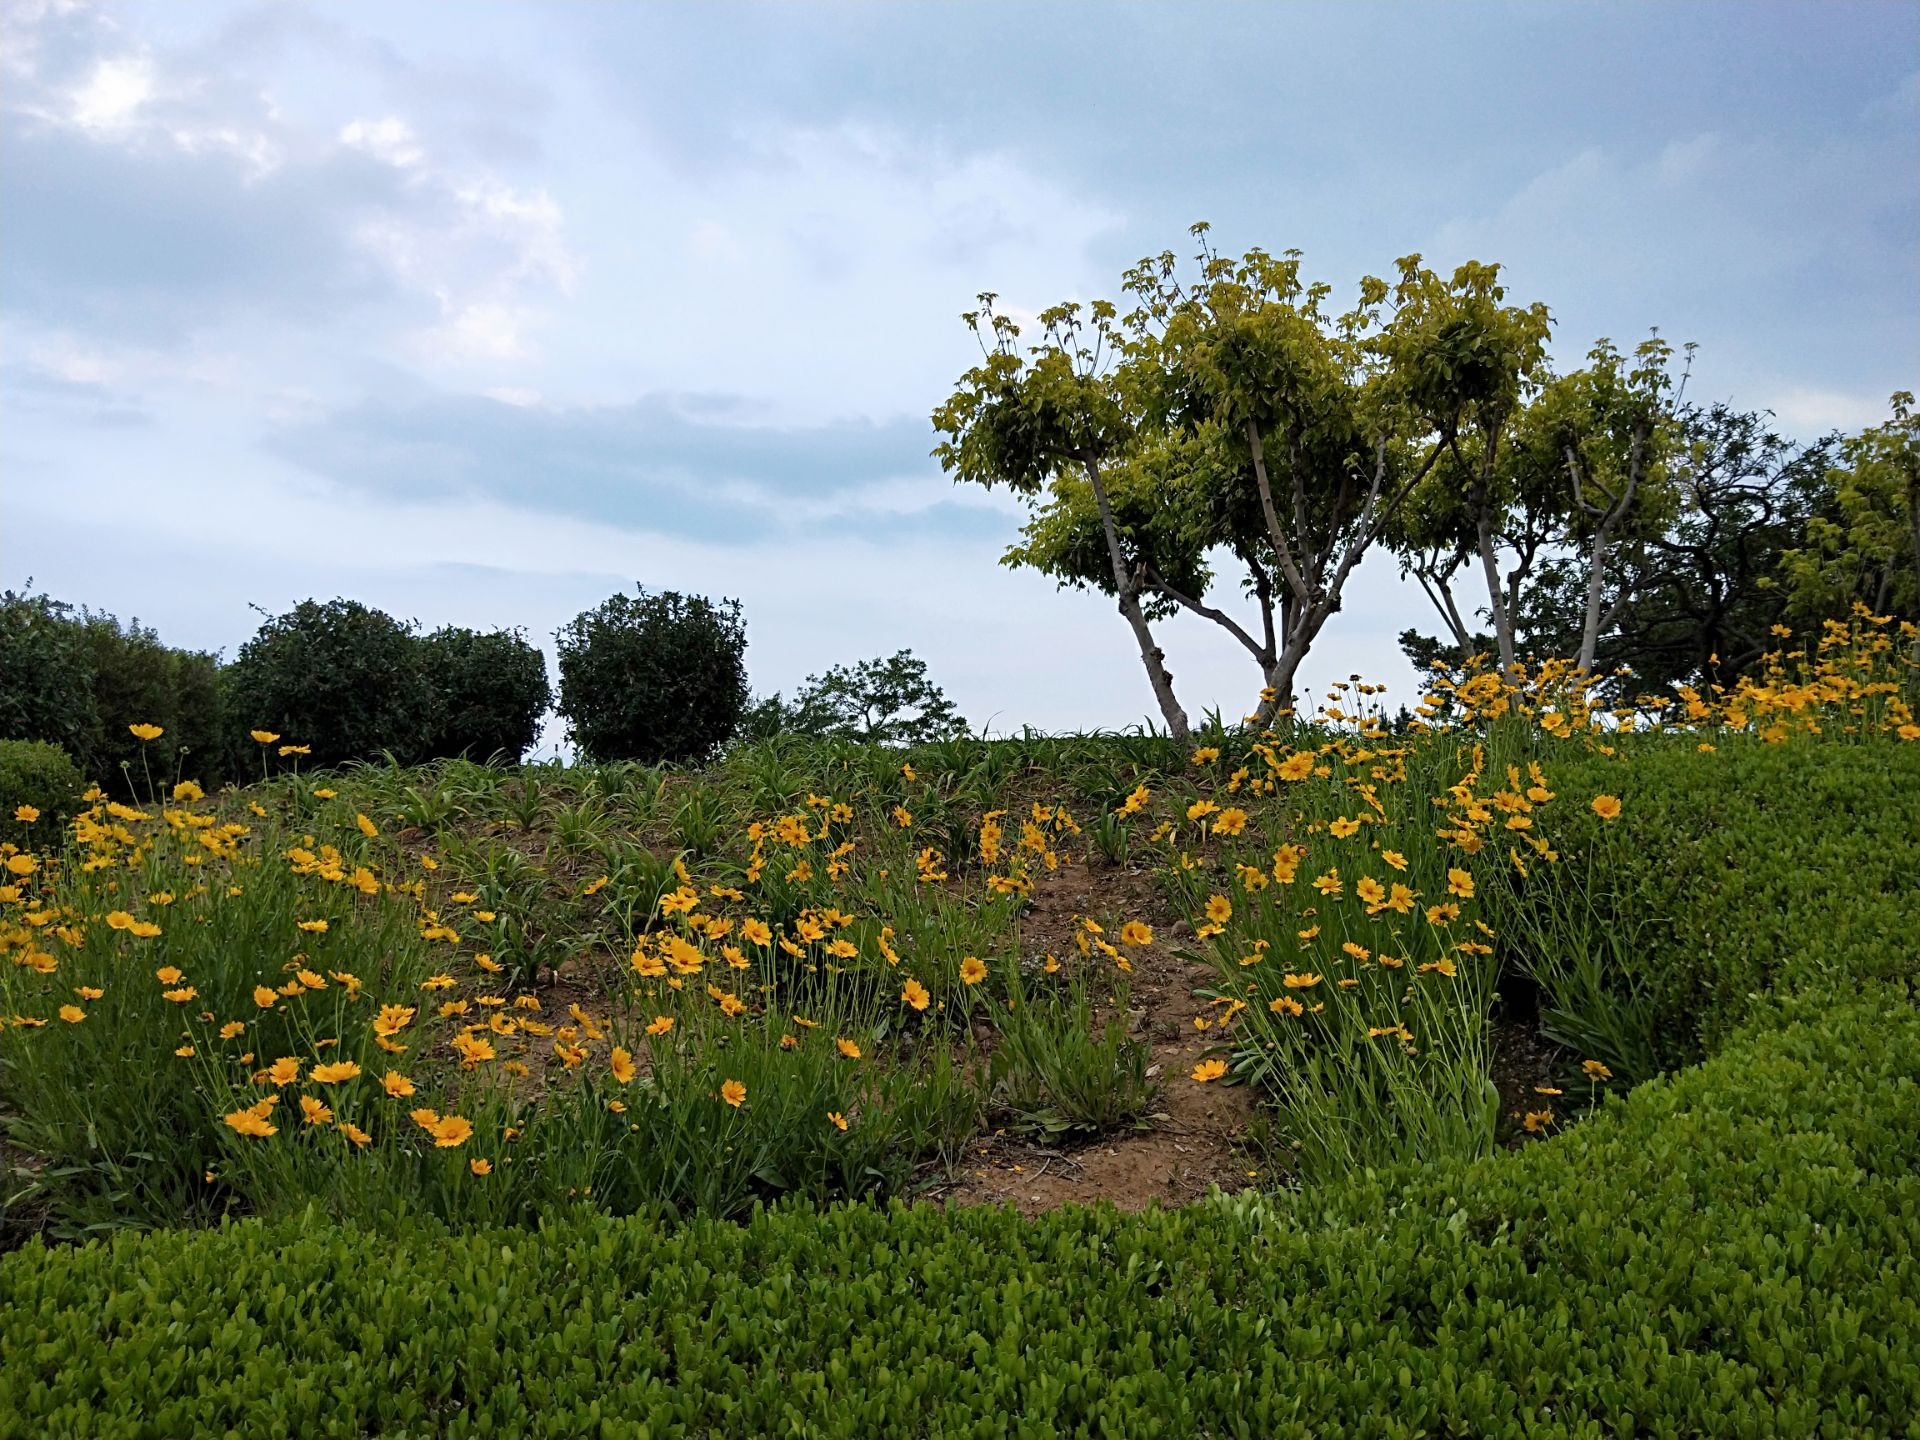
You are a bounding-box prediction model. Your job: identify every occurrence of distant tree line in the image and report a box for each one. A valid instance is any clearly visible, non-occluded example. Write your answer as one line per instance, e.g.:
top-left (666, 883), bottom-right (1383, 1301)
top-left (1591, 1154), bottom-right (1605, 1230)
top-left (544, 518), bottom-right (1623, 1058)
top-left (0, 583), bottom-right (967, 792)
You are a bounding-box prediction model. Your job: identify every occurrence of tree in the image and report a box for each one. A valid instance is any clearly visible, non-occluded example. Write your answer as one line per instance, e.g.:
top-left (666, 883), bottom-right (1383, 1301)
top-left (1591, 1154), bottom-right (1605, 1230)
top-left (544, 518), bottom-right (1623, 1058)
top-left (419, 627), bottom-right (552, 763)
top-left (1514, 401), bottom-right (1835, 694)
top-left (0, 587), bottom-right (98, 764)
top-left (1783, 391), bottom-right (1920, 649)
top-left (224, 599), bottom-right (433, 770)
top-left (554, 588), bottom-right (748, 764)
top-left (935, 230), bottom-right (1545, 731)
top-left (746, 649), bottom-right (967, 745)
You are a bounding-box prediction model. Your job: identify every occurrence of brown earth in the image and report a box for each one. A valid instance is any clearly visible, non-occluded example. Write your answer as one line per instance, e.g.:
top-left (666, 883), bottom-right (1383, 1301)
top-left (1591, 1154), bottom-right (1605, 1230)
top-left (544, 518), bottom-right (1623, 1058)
top-left (935, 856), bottom-right (1263, 1215)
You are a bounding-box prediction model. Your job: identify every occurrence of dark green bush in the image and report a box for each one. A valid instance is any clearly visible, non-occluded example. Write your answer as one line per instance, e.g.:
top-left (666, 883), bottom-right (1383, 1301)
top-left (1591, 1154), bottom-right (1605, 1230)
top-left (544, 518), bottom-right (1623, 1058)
top-left (418, 626), bottom-right (551, 763)
top-left (223, 599), bottom-right (433, 770)
top-left (76, 613), bottom-right (226, 796)
top-left (0, 589), bottom-right (96, 763)
top-left (3, 992), bottom-right (1913, 1438)
top-left (555, 587), bottom-right (748, 763)
top-left (0, 740), bottom-right (84, 848)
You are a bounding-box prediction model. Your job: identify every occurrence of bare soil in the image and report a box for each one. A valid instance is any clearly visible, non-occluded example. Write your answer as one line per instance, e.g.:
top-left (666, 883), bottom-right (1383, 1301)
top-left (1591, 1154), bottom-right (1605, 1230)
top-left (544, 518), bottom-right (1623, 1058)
top-left (936, 856), bottom-right (1262, 1215)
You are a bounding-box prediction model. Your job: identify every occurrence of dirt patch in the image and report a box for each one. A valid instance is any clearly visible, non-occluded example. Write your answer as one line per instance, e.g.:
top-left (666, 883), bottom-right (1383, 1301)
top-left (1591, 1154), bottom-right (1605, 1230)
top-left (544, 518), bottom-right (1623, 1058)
top-left (939, 856), bottom-right (1262, 1214)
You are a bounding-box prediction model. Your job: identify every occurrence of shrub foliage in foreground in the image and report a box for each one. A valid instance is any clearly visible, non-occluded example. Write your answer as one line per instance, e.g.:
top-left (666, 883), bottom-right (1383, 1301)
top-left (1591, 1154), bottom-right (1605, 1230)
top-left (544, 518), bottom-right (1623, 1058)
top-left (3, 991), bottom-right (1915, 1439)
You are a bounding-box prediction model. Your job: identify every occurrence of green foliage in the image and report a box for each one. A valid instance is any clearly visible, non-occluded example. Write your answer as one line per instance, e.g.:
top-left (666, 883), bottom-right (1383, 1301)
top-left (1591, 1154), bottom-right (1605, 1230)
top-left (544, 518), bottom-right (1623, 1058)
top-left (989, 974), bottom-right (1158, 1137)
top-left (746, 649), bottom-right (968, 746)
top-left (418, 626), bottom-right (552, 763)
top-left (555, 588), bottom-right (748, 764)
top-left (1784, 390), bottom-right (1920, 630)
top-left (75, 611), bottom-right (227, 795)
top-left (5, 992), bottom-right (1915, 1438)
top-left (223, 599), bottom-right (433, 770)
top-left (0, 589), bottom-right (96, 762)
top-left (0, 590), bottom-right (225, 790)
top-left (0, 740), bottom-right (84, 848)
top-left (1480, 734), bottom-right (1920, 1078)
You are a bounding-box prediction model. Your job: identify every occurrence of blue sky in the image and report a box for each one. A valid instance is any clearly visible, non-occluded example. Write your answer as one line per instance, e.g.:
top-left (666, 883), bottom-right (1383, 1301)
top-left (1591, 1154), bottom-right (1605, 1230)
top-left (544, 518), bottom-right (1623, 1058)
top-left (4, 0), bottom-right (1916, 743)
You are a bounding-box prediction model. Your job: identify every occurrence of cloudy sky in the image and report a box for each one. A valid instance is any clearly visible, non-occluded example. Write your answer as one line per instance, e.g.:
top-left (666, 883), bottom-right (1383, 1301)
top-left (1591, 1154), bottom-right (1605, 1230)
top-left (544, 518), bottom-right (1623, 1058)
top-left (4, 1), bottom-right (1916, 745)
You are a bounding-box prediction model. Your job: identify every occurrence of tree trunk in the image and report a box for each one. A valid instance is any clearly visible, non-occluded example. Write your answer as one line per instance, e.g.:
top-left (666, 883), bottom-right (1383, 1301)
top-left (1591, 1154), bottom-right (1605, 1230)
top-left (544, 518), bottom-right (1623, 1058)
top-left (1471, 466), bottom-right (1518, 680)
top-left (1080, 456), bottom-right (1190, 741)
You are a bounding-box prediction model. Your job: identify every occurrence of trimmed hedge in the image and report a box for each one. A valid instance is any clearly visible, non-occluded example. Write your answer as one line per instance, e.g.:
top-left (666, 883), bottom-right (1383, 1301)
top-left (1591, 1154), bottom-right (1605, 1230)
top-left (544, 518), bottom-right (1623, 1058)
top-left (3, 989), bottom-right (1915, 1438)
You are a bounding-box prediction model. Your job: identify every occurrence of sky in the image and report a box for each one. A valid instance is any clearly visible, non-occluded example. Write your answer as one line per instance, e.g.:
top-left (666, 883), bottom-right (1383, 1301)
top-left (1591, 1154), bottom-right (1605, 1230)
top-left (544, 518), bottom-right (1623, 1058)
top-left (4, 0), bottom-right (1916, 748)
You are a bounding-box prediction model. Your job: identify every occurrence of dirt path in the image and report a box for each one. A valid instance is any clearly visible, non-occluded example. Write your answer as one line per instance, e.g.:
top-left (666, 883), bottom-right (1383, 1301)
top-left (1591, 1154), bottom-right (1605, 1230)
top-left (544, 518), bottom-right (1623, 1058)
top-left (937, 857), bottom-right (1261, 1215)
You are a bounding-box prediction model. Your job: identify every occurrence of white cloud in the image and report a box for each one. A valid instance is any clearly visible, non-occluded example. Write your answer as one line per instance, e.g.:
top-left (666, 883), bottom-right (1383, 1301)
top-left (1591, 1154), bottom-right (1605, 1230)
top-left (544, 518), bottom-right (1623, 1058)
top-left (69, 53), bottom-right (151, 131)
top-left (339, 115), bottom-right (425, 169)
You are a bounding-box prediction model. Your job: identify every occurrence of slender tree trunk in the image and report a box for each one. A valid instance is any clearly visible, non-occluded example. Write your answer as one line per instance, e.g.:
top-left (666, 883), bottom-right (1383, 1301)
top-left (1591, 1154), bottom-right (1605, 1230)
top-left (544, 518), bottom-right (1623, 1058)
top-left (1570, 426), bottom-right (1645, 675)
top-left (1080, 455), bottom-right (1190, 741)
top-left (1471, 467), bottom-right (1517, 679)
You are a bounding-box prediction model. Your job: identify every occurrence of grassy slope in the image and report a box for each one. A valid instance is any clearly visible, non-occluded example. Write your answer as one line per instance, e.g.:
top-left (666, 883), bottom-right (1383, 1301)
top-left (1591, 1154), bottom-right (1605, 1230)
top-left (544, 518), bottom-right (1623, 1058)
top-left (2, 741), bottom-right (1916, 1439)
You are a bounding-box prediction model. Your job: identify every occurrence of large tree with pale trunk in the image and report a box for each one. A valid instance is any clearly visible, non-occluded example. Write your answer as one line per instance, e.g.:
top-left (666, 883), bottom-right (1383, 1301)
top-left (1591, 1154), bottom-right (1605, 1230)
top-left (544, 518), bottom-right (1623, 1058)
top-left (932, 229), bottom-right (1550, 739)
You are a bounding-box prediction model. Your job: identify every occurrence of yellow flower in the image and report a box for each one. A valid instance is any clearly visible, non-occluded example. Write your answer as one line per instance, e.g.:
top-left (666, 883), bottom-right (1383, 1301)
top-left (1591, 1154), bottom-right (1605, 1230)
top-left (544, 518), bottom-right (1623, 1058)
top-left (1446, 868), bottom-right (1475, 899)
top-left (267, 1057), bottom-right (301, 1086)
top-left (959, 955), bottom-right (987, 986)
top-left (1211, 807), bottom-right (1248, 837)
top-left (1268, 995), bottom-right (1304, 1017)
top-left (1582, 1059), bottom-right (1613, 1082)
top-left (1190, 1058), bottom-right (1228, 1083)
top-left (13, 805), bottom-right (39, 823)
top-left (1190, 746), bottom-right (1220, 765)
top-left (1522, 1109), bottom-right (1554, 1134)
top-left (1590, 795), bottom-right (1622, 821)
top-left (339, 1122), bottom-right (372, 1147)
top-left (828, 1111), bottom-right (848, 1131)
top-left (1282, 972), bottom-right (1322, 990)
top-left (250, 729), bottom-right (280, 744)
top-left (835, 1037), bottom-right (862, 1060)
top-left (1328, 816), bottom-right (1361, 839)
top-left (1204, 894), bottom-right (1232, 925)
top-left (470, 1157), bottom-right (492, 1176)
top-left (162, 986), bottom-right (198, 1004)
top-left (74, 985), bottom-right (104, 1000)
top-left (299, 1095), bottom-right (334, 1126)
top-left (156, 965), bottom-right (184, 984)
top-left (431, 1114), bottom-right (473, 1148)
top-left (310, 1060), bottom-right (361, 1084)
top-left (220, 1021), bottom-right (245, 1039)
top-left (382, 1072), bottom-right (416, 1098)
top-left (720, 1078), bottom-right (747, 1108)
top-left (742, 918), bottom-right (773, 947)
top-left (297, 919), bottom-right (329, 934)
top-left (609, 1046), bottom-right (637, 1083)
top-left (223, 1102), bottom-right (277, 1138)
top-left (645, 1015), bottom-right (675, 1037)
top-left (1118, 920), bottom-right (1153, 947)
top-left (58, 1004), bottom-right (86, 1024)
top-left (901, 978), bottom-right (930, 1011)
top-left (128, 723), bottom-right (164, 742)
top-left (355, 812), bottom-right (378, 837)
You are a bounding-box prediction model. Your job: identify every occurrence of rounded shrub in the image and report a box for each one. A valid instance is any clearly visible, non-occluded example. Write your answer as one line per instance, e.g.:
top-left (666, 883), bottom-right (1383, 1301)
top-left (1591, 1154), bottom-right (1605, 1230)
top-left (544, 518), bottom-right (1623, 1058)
top-left (224, 599), bottom-right (433, 770)
top-left (555, 588), bottom-right (748, 763)
top-left (419, 627), bottom-right (552, 763)
top-left (0, 739), bottom-right (85, 848)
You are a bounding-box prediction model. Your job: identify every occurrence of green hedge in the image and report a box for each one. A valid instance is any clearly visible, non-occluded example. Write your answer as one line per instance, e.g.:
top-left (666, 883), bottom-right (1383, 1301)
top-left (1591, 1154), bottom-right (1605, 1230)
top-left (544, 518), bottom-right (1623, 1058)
top-left (4, 988), bottom-right (1915, 1439)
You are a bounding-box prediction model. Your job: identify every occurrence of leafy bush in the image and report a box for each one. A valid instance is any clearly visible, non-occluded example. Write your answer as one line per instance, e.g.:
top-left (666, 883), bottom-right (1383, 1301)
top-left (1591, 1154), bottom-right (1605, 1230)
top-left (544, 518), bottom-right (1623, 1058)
top-left (555, 587), bottom-right (748, 763)
top-left (418, 626), bottom-right (551, 763)
top-left (0, 589), bottom-right (96, 762)
top-left (76, 612), bottom-right (226, 795)
top-left (223, 599), bottom-right (433, 770)
top-left (1482, 734), bottom-right (1920, 1078)
top-left (4, 992), bottom-right (1915, 1438)
top-left (0, 740), bottom-right (84, 849)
